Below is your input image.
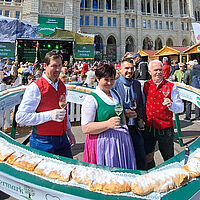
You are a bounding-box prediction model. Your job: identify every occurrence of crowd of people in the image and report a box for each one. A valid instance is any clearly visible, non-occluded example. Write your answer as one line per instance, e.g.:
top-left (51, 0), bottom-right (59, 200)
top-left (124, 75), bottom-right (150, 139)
top-left (0, 58), bottom-right (43, 86)
top-left (4, 50), bottom-right (199, 171)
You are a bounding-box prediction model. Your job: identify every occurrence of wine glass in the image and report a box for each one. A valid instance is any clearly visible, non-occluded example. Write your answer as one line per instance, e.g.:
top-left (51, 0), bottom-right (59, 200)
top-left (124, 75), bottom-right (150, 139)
top-left (130, 99), bottom-right (137, 111)
top-left (129, 99), bottom-right (137, 125)
top-left (59, 94), bottom-right (67, 109)
top-left (162, 85), bottom-right (170, 98)
top-left (115, 103), bottom-right (123, 117)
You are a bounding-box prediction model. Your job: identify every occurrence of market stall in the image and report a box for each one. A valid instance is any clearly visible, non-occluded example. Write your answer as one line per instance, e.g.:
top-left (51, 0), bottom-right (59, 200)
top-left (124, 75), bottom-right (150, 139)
top-left (183, 41), bottom-right (200, 62)
top-left (137, 50), bottom-right (157, 62)
top-left (153, 46), bottom-right (188, 64)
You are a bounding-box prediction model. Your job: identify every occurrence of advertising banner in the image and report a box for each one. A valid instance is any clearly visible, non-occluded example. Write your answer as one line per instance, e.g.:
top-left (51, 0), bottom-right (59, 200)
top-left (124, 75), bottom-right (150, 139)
top-left (174, 83), bottom-right (200, 108)
top-left (38, 16), bottom-right (65, 36)
top-left (74, 44), bottom-right (94, 58)
top-left (192, 23), bottom-right (200, 43)
top-left (66, 90), bottom-right (89, 104)
top-left (0, 91), bottom-right (24, 114)
top-left (0, 43), bottom-right (15, 59)
top-left (0, 172), bottom-right (88, 200)
top-left (38, 24), bottom-right (57, 36)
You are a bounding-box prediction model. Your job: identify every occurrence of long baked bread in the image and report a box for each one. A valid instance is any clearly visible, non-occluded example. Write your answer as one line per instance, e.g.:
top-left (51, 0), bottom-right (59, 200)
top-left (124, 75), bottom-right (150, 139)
top-left (34, 159), bottom-right (74, 182)
top-left (0, 142), bottom-right (15, 162)
top-left (72, 166), bottom-right (96, 185)
top-left (89, 170), bottom-right (132, 193)
top-left (72, 166), bottom-right (132, 193)
top-left (12, 153), bottom-right (43, 171)
top-left (6, 151), bottom-right (24, 165)
top-left (182, 156), bottom-right (200, 178)
top-left (131, 167), bottom-right (190, 195)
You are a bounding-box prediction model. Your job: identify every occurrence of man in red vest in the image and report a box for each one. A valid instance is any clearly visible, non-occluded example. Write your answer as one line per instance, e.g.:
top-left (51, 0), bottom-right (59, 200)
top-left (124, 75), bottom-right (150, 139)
top-left (162, 57), bottom-right (170, 79)
top-left (143, 60), bottom-right (183, 169)
top-left (16, 52), bottom-right (76, 158)
top-left (81, 59), bottom-right (89, 81)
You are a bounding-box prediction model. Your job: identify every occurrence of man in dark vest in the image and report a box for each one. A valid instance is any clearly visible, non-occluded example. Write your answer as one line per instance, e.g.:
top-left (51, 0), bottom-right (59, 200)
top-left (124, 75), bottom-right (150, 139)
top-left (113, 56), bottom-right (146, 170)
top-left (16, 52), bottom-right (76, 158)
top-left (132, 53), bottom-right (150, 80)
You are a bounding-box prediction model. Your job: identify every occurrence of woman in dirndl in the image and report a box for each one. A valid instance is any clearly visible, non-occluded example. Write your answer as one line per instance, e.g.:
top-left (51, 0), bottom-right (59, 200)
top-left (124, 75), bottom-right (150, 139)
top-left (81, 64), bottom-right (136, 169)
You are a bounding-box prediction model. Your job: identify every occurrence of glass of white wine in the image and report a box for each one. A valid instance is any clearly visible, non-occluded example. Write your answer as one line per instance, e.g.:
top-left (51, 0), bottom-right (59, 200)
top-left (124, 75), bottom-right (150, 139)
top-left (59, 94), bottom-right (67, 109)
top-left (130, 99), bottom-right (137, 111)
top-left (128, 99), bottom-right (137, 126)
top-left (162, 85), bottom-right (170, 98)
top-left (114, 103), bottom-right (123, 117)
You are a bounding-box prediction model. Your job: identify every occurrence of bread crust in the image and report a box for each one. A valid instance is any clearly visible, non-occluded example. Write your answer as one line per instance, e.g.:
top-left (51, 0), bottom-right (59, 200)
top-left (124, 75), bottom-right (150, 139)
top-left (34, 159), bottom-right (74, 182)
top-left (12, 154), bottom-right (43, 171)
top-left (131, 168), bottom-right (190, 195)
top-left (0, 144), bottom-right (15, 162)
top-left (6, 152), bottom-right (24, 165)
top-left (182, 156), bottom-right (200, 178)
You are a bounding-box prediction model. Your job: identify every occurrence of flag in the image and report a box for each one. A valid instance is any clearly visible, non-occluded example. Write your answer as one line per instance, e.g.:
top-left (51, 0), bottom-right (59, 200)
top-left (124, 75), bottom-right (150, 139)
top-left (192, 23), bottom-right (200, 43)
top-left (34, 41), bottom-right (42, 72)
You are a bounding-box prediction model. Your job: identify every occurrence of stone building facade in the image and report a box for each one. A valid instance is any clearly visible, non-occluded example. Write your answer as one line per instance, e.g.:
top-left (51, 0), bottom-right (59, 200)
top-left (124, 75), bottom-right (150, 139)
top-left (80, 0), bottom-right (199, 60)
top-left (0, 0), bottom-right (23, 19)
top-left (1, 0), bottom-right (200, 60)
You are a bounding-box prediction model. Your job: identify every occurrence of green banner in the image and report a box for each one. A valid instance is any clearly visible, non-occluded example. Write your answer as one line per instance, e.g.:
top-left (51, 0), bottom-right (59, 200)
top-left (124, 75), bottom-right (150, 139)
top-left (38, 16), bottom-right (65, 28)
top-left (38, 24), bottom-right (57, 36)
top-left (38, 16), bottom-right (65, 36)
top-left (0, 43), bottom-right (15, 58)
top-left (75, 44), bottom-right (94, 58)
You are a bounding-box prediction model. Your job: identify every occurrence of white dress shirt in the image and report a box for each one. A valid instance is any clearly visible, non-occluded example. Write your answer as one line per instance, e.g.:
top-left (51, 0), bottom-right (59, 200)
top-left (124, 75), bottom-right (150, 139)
top-left (169, 85), bottom-right (184, 113)
top-left (154, 79), bottom-right (184, 113)
top-left (16, 73), bottom-right (71, 130)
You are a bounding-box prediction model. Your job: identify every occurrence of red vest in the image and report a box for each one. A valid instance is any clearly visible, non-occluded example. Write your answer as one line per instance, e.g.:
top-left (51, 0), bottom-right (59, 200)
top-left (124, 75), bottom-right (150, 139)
top-left (144, 79), bottom-right (174, 129)
top-left (34, 77), bottom-right (67, 135)
top-left (82, 62), bottom-right (88, 73)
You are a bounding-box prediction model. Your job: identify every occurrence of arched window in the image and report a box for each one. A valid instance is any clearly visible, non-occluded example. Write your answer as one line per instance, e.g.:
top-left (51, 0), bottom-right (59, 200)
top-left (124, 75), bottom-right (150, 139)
top-left (94, 35), bottom-right (103, 60)
top-left (125, 0), bottom-right (129, 10)
top-left (153, 0), bottom-right (157, 14)
top-left (125, 0), bottom-right (134, 10)
top-left (143, 37), bottom-right (153, 50)
top-left (158, 0), bottom-right (161, 14)
top-left (166, 38), bottom-right (173, 47)
top-left (93, 0), bottom-right (98, 9)
top-left (147, 0), bottom-right (150, 13)
top-left (169, 0), bottom-right (172, 15)
top-left (182, 39), bottom-right (188, 46)
top-left (141, 0), bottom-right (145, 13)
top-left (125, 36), bottom-right (135, 52)
top-left (86, 0), bottom-right (91, 8)
top-left (155, 38), bottom-right (163, 50)
top-left (99, 0), bottom-right (104, 9)
top-left (195, 11), bottom-right (197, 21)
top-left (106, 35), bottom-right (117, 61)
top-left (112, 0), bottom-right (117, 10)
top-left (184, 0), bottom-right (187, 14)
top-left (179, 0), bottom-right (183, 14)
top-left (106, 0), bottom-right (111, 10)
top-left (164, 1), bottom-right (168, 15)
